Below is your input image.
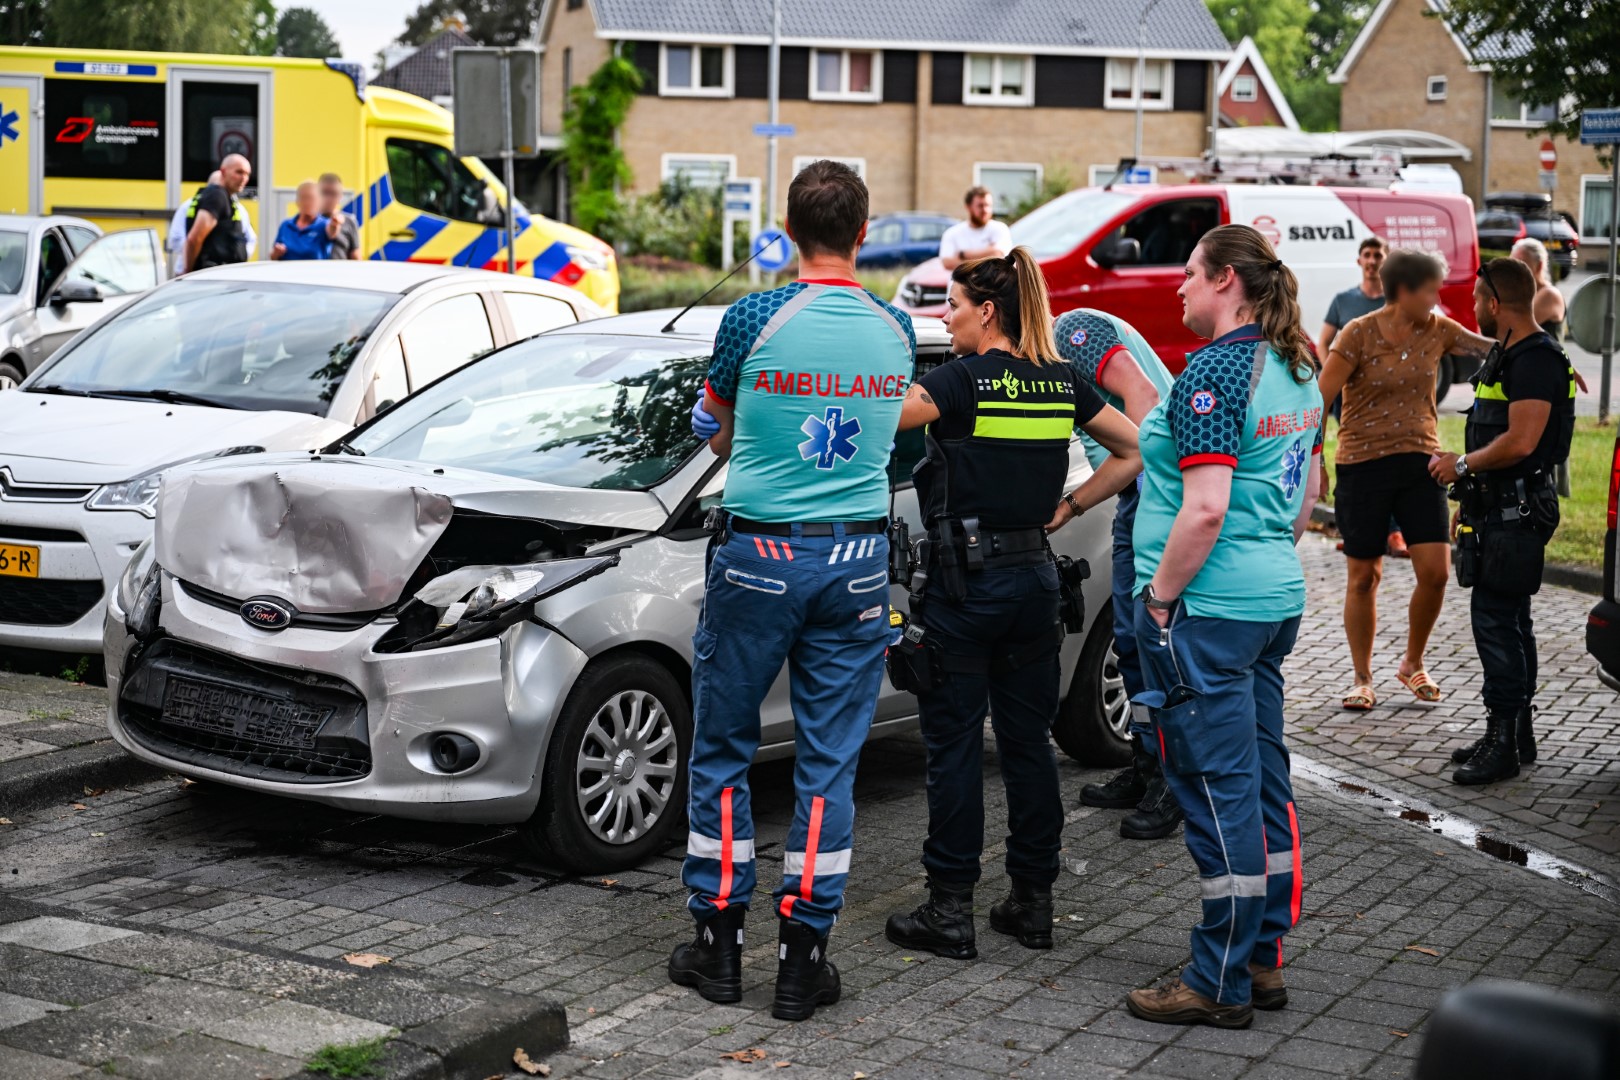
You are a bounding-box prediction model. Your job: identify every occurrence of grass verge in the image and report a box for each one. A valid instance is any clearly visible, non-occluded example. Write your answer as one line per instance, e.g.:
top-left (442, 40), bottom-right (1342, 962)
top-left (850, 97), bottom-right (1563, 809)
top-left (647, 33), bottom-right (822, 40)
top-left (305, 1037), bottom-right (389, 1078)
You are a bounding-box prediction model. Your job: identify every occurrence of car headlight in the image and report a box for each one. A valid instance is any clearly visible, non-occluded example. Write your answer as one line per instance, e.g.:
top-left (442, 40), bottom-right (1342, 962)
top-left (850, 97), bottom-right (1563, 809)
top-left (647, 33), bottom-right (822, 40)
top-left (567, 245), bottom-right (611, 272)
top-left (88, 446), bottom-right (267, 518)
top-left (383, 555), bottom-right (620, 652)
top-left (116, 537), bottom-right (156, 613)
top-left (116, 537), bottom-right (161, 638)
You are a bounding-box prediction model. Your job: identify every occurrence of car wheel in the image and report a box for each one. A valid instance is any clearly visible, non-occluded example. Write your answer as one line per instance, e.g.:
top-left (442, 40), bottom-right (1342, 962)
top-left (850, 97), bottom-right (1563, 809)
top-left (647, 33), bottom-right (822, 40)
top-left (1435, 354), bottom-right (1454, 399)
top-left (1052, 600), bottom-right (1132, 766)
top-left (521, 653), bottom-right (691, 873)
top-left (0, 358), bottom-right (23, 391)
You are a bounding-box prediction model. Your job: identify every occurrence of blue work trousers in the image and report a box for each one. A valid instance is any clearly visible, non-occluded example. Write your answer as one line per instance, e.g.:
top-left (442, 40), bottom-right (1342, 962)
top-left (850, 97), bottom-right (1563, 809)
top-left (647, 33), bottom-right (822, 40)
top-left (683, 522), bottom-right (890, 935)
top-left (1133, 605), bottom-right (1304, 1006)
top-left (1111, 482), bottom-right (1152, 739)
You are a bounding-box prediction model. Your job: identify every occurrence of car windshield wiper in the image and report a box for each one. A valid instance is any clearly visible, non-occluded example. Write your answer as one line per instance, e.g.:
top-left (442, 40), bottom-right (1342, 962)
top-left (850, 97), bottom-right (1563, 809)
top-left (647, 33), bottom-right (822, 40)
top-left (324, 439), bottom-right (366, 457)
top-left (101, 388), bottom-right (246, 410)
top-left (29, 384), bottom-right (96, 397)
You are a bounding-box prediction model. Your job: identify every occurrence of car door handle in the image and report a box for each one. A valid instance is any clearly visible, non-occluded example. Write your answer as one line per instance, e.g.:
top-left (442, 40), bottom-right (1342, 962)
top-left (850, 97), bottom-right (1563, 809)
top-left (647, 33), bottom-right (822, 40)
top-left (390, 229), bottom-right (416, 240)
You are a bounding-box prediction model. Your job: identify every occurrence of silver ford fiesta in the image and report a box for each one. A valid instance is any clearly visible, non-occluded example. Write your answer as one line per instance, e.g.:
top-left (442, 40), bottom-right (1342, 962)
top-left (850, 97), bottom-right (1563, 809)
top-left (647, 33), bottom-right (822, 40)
top-left (103, 308), bottom-right (1125, 873)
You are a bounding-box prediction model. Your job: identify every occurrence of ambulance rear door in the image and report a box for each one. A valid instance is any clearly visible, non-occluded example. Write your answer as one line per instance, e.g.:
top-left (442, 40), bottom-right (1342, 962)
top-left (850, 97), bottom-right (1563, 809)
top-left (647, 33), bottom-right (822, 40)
top-left (0, 74), bottom-right (41, 215)
top-left (165, 65), bottom-right (272, 255)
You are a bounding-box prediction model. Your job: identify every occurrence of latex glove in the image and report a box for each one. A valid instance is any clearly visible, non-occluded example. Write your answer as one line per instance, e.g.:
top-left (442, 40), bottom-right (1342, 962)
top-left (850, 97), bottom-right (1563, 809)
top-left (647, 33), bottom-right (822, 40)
top-left (691, 391), bottom-right (721, 440)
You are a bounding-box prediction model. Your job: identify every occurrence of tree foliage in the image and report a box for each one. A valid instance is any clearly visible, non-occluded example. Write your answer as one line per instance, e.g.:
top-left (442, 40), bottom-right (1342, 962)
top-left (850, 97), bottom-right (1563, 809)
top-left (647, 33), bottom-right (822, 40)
top-left (0, 0), bottom-right (47, 46)
top-left (1207, 0), bottom-right (1371, 131)
top-left (42, 0), bottom-right (268, 53)
top-left (562, 51), bottom-right (642, 236)
top-left (1436, 0), bottom-right (1620, 147)
top-left (399, 0), bottom-right (539, 47)
top-left (276, 5), bottom-right (339, 57)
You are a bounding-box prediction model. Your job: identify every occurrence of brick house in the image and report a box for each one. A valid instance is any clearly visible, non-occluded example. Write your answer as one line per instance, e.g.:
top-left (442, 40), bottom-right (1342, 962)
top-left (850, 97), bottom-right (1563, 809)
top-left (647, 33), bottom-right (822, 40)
top-left (1216, 36), bottom-right (1297, 131)
top-left (536, 0), bottom-right (1231, 220)
top-left (1331, 0), bottom-right (1612, 247)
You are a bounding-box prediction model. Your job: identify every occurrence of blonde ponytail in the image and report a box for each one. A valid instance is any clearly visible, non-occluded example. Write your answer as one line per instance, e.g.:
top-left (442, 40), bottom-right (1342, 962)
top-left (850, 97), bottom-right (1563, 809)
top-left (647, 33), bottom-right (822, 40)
top-left (952, 245), bottom-right (1059, 365)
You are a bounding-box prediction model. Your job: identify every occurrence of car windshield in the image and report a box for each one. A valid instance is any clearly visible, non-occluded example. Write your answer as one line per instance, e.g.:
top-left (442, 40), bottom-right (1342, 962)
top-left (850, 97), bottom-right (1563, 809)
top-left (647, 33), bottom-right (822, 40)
top-left (351, 333), bottom-right (708, 491)
top-left (31, 280), bottom-right (393, 414)
top-left (1010, 189), bottom-right (1139, 259)
top-left (0, 230), bottom-right (26, 295)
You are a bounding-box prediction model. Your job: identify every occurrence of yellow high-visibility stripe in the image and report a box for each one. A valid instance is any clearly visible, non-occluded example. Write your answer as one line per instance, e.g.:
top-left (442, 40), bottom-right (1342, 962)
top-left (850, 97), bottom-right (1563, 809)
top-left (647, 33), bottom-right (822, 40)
top-left (976, 400), bottom-right (1074, 412)
top-left (1476, 382), bottom-right (1508, 401)
top-left (972, 415), bottom-right (1075, 440)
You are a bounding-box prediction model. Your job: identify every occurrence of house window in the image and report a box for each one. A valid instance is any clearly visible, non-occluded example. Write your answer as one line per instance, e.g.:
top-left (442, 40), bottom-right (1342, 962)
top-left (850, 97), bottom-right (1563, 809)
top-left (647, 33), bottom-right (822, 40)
top-left (1105, 58), bottom-right (1172, 110)
top-left (660, 43), bottom-right (732, 97)
top-left (811, 49), bottom-right (881, 102)
top-left (974, 162), bottom-right (1042, 211)
top-left (963, 54), bottom-right (1032, 106)
top-left (1427, 76), bottom-right (1447, 101)
top-left (1491, 81), bottom-right (1557, 125)
top-left (661, 154), bottom-right (736, 190)
top-left (1087, 163), bottom-right (1156, 186)
top-left (792, 156), bottom-right (867, 178)
top-left (1581, 176), bottom-right (1614, 240)
top-left (1231, 75), bottom-right (1257, 103)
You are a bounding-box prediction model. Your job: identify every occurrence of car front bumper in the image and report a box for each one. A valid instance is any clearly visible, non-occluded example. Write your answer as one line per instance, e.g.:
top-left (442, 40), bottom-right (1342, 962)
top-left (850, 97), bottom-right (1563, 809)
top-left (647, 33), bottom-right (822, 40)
top-left (0, 499), bottom-right (150, 654)
top-left (104, 573), bottom-right (591, 822)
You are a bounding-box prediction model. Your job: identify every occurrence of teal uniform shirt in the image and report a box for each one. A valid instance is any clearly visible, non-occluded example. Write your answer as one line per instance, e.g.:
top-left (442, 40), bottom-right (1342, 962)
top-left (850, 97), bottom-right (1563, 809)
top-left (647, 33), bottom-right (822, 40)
top-left (1132, 325), bottom-right (1324, 621)
top-left (1055, 308), bottom-right (1176, 470)
top-left (705, 281), bottom-right (916, 522)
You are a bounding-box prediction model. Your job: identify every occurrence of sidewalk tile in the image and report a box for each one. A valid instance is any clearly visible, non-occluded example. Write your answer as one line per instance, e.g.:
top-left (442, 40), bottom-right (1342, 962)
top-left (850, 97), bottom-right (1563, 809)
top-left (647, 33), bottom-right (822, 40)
top-left (0, 1044), bottom-right (84, 1078)
top-left (0, 1010), bottom-right (174, 1065)
top-left (0, 991), bottom-right (66, 1031)
top-left (198, 999), bottom-right (393, 1059)
top-left (0, 916), bottom-right (139, 953)
top-left (107, 1032), bottom-right (306, 1080)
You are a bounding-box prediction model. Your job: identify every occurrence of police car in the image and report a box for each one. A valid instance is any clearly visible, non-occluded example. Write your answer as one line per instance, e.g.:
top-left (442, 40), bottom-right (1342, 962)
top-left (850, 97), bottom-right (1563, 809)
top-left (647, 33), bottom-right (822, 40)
top-left (102, 308), bottom-right (1123, 874)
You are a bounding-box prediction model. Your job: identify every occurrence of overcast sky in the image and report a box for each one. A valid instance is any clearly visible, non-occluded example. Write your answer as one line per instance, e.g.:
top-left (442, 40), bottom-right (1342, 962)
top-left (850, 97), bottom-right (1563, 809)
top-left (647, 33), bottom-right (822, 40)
top-left (304, 0), bottom-right (414, 71)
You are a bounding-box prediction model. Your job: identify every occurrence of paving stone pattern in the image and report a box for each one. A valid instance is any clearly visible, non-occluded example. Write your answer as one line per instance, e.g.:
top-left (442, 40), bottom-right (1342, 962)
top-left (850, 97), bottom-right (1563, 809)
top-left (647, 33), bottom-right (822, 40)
top-left (0, 672), bottom-right (109, 769)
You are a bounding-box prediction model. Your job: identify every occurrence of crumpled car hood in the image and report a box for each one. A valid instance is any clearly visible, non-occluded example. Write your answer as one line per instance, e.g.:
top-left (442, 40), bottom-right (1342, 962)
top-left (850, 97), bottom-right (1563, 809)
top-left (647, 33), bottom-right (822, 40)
top-left (154, 453), bottom-right (670, 612)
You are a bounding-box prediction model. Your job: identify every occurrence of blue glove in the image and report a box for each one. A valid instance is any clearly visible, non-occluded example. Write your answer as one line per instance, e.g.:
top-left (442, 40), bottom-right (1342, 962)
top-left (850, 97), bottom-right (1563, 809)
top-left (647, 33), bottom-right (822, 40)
top-left (691, 390), bottom-right (721, 440)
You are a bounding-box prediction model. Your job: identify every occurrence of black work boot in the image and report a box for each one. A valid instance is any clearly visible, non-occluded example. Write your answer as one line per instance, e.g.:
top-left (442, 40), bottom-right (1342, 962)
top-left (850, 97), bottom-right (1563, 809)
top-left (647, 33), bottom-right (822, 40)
top-left (668, 904), bottom-right (745, 1003)
top-left (1516, 704), bottom-right (1537, 764)
top-left (1453, 709), bottom-right (1521, 786)
top-left (772, 917), bottom-right (840, 1022)
top-left (884, 878), bottom-right (976, 959)
top-left (1120, 773), bottom-right (1184, 840)
top-left (1080, 736), bottom-right (1153, 809)
top-left (988, 879), bottom-right (1053, 949)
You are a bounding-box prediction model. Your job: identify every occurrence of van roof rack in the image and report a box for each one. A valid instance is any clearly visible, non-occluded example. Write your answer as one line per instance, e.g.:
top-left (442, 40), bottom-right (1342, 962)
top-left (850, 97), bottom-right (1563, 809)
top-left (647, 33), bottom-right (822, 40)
top-left (1108, 153), bottom-right (1406, 188)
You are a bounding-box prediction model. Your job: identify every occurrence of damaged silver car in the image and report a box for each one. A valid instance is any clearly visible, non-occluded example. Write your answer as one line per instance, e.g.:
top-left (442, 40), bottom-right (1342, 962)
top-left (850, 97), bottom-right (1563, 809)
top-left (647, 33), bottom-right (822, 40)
top-left (103, 309), bottom-right (1122, 872)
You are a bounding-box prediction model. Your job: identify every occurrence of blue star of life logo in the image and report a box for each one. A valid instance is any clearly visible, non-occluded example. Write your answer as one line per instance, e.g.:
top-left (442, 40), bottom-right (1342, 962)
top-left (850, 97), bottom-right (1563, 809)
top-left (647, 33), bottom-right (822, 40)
top-left (0, 110), bottom-right (19, 150)
top-left (1279, 438), bottom-right (1306, 498)
top-left (1190, 390), bottom-right (1216, 415)
top-left (799, 405), bottom-right (861, 470)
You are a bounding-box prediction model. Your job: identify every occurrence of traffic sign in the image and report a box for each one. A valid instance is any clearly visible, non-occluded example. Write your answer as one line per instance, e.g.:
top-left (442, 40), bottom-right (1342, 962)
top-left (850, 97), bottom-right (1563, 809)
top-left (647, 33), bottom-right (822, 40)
top-left (1568, 276), bottom-right (1620, 353)
top-left (1539, 138), bottom-right (1557, 171)
top-left (1580, 108), bottom-right (1620, 145)
top-left (752, 228), bottom-right (793, 272)
top-left (753, 122), bottom-right (796, 138)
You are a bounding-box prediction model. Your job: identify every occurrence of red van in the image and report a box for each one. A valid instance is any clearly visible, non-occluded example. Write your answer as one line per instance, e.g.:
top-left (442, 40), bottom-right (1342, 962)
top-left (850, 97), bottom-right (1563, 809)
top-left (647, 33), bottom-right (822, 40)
top-left (895, 183), bottom-right (1482, 383)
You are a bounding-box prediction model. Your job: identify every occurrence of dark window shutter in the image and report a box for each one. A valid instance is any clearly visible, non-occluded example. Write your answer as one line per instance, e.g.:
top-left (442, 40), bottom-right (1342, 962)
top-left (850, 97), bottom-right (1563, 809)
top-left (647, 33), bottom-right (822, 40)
top-left (884, 50), bottom-right (918, 103)
top-left (779, 46), bottom-right (810, 100)
top-left (1033, 56), bottom-right (1104, 109)
top-left (932, 52), bottom-right (964, 105)
top-left (629, 42), bottom-right (658, 95)
top-left (1173, 60), bottom-right (1208, 112)
top-left (735, 45), bottom-right (769, 98)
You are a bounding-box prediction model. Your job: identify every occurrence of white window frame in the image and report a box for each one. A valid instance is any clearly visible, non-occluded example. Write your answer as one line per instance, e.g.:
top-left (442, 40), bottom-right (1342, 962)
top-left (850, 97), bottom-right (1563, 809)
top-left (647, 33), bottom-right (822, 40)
top-left (974, 161), bottom-right (1043, 207)
top-left (1580, 174), bottom-right (1614, 240)
top-left (660, 153), bottom-right (737, 189)
top-left (1231, 74), bottom-right (1258, 103)
top-left (792, 156), bottom-right (868, 178)
top-left (1426, 75), bottom-right (1447, 102)
top-left (1087, 163), bottom-right (1157, 186)
top-left (809, 48), bottom-right (882, 103)
top-left (1490, 84), bottom-right (1562, 128)
top-left (1104, 57), bottom-right (1174, 112)
top-left (659, 43), bottom-right (734, 98)
top-left (962, 53), bottom-right (1034, 107)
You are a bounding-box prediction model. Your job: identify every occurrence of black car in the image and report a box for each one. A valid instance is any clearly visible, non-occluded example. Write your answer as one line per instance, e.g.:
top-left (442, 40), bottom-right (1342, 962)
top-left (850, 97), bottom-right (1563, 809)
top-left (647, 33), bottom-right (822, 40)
top-left (1476, 192), bottom-right (1579, 279)
top-left (1586, 435), bottom-right (1620, 691)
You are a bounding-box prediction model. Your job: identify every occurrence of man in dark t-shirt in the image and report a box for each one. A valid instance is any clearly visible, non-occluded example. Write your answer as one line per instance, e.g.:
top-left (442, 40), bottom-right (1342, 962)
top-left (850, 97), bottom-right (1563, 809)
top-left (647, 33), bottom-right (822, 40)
top-left (184, 154), bottom-right (252, 273)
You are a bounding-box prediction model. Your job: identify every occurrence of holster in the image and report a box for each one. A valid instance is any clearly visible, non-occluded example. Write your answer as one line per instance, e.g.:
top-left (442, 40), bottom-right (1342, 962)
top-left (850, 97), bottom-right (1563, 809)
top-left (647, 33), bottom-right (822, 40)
top-left (885, 610), bottom-right (942, 694)
top-left (1055, 554), bottom-right (1090, 634)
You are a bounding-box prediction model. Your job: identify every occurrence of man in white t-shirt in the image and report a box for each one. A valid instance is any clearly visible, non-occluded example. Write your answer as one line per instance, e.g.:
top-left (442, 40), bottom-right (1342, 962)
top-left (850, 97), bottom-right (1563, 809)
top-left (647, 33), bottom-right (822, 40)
top-left (938, 186), bottom-right (1012, 270)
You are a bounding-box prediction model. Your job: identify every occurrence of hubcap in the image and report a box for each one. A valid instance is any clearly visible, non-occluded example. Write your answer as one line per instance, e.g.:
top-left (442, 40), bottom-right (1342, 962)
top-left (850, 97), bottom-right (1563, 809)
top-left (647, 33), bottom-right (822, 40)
top-left (0, 374), bottom-right (16, 392)
top-left (1101, 640), bottom-right (1129, 740)
top-left (575, 689), bottom-right (678, 845)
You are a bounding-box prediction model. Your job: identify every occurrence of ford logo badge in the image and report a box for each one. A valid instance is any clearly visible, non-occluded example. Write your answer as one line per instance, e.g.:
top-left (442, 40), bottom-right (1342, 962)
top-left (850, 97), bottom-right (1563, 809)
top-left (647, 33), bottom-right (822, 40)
top-left (240, 597), bottom-right (294, 631)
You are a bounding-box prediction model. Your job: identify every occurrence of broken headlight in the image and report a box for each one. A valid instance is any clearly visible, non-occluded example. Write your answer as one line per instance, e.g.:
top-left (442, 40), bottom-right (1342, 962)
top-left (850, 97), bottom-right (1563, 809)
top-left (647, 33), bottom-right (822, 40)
top-left (386, 555), bottom-right (620, 652)
top-left (116, 538), bottom-right (161, 639)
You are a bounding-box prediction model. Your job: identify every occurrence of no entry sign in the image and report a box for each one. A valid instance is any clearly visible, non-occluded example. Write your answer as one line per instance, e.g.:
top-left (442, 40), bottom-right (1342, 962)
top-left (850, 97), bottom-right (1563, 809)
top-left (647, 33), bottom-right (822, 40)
top-left (1539, 139), bottom-right (1557, 171)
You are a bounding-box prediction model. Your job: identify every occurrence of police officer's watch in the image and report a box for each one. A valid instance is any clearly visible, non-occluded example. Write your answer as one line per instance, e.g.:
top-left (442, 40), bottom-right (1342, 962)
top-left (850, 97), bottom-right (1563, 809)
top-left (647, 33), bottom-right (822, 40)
top-left (1140, 583), bottom-right (1176, 611)
top-left (1454, 454), bottom-right (1470, 479)
top-left (1063, 492), bottom-right (1084, 517)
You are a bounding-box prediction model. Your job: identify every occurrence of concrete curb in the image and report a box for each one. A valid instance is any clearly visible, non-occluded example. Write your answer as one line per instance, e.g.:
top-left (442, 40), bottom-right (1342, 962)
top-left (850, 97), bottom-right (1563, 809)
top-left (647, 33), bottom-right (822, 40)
top-left (0, 741), bottom-right (164, 816)
top-left (1311, 502), bottom-right (1603, 596)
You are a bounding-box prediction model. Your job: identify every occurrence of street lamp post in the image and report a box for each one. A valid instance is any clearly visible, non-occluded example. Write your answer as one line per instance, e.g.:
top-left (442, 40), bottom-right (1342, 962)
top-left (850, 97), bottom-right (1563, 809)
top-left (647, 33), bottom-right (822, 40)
top-left (1133, 0), bottom-right (1163, 162)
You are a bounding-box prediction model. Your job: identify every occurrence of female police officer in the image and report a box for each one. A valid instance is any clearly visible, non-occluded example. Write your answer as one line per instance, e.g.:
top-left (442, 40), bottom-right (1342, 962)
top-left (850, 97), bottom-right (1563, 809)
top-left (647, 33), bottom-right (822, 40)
top-left (883, 248), bottom-right (1142, 959)
top-left (1122, 224), bottom-right (1323, 1029)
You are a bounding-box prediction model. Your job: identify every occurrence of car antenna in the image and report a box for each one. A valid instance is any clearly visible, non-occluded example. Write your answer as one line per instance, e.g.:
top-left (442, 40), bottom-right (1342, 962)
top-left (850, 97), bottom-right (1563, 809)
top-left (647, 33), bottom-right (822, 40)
top-left (662, 242), bottom-right (770, 334)
top-left (1103, 158), bottom-right (1136, 191)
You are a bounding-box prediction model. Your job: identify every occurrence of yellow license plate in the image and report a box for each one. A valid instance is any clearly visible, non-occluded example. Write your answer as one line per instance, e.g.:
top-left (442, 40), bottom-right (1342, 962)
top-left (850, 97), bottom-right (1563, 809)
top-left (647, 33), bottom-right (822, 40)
top-left (0, 543), bottom-right (40, 578)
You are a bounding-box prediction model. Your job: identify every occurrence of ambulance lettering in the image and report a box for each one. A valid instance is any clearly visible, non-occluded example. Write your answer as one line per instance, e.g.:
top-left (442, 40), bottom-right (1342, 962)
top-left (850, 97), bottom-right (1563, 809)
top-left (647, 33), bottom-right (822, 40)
top-left (751, 371), bottom-right (907, 398)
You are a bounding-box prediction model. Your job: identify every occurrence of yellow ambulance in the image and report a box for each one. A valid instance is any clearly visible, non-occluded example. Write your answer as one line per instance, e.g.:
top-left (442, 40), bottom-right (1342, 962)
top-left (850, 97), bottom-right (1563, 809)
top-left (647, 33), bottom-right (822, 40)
top-left (0, 47), bottom-right (617, 310)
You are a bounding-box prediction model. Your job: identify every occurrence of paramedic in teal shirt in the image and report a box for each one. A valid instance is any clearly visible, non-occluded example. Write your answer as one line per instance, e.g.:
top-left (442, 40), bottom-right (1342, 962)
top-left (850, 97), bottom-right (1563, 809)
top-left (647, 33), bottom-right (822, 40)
top-left (1125, 225), bottom-right (1323, 1030)
top-left (670, 160), bottom-right (914, 1023)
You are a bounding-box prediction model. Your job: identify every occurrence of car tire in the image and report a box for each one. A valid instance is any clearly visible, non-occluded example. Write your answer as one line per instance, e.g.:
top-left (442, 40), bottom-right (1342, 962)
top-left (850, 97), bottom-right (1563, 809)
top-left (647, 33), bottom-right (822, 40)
top-left (1435, 353), bottom-right (1454, 398)
top-left (520, 653), bottom-right (692, 874)
top-left (0, 358), bottom-right (23, 391)
top-left (1052, 600), bottom-right (1132, 767)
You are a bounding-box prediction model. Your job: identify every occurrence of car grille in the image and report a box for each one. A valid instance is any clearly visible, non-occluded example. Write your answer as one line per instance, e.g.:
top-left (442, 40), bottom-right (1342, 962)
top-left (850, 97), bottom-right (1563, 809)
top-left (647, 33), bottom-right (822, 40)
top-left (0, 578), bottom-right (102, 625)
top-left (0, 470), bottom-right (95, 502)
top-left (899, 282), bottom-right (947, 309)
top-left (177, 579), bottom-right (382, 631)
top-left (0, 525), bottom-right (86, 543)
top-left (118, 639), bottom-right (371, 783)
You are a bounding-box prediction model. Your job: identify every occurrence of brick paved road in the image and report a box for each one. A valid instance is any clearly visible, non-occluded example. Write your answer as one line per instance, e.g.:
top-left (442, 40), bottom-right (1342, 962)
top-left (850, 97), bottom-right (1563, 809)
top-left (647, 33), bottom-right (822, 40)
top-left (1287, 534), bottom-right (1620, 879)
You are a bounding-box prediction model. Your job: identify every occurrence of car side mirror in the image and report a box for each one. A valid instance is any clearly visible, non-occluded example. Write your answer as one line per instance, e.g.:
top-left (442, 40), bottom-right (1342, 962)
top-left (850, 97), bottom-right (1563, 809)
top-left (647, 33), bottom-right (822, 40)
top-left (49, 279), bottom-right (103, 306)
top-left (1092, 236), bottom-right (1141, 270)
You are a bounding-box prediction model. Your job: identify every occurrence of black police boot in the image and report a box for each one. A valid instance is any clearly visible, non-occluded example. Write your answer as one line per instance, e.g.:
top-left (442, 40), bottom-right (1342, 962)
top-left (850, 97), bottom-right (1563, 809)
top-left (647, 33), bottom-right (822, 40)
top-left (1120, 772), bottom-right (1184, 840)
top-left (988, 879), bottom-right (1053, 950)
top-left (668, 904), bottom-right (745, 1004)
top-left (772, 917), bottom-right (840, 1022)
top-left (1080, 736), bottom-right (1153, 809)
top-left (884, 878), bottom-right (976, 959)
top-left (1452, 709), bottom-right (1521, 786)
top-left (1449, 731), bottom-right (1487, 765)
top-left (1516, 704), bottom-right (1537, 765)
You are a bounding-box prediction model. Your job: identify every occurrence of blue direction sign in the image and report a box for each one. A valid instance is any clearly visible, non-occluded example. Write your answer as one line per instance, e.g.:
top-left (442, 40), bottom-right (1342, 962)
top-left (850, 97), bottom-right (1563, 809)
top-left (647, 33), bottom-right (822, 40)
top-left (1581, 108), bottom-right (1620, 145)
top-left (752, 228), bottom-right (794, 271)
top-left (752, 122), bottom-right (796, 138)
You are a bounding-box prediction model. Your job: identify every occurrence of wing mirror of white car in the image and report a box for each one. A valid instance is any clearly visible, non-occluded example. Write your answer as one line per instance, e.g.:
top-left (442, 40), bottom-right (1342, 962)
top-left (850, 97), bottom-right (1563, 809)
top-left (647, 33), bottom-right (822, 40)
top-left (49, 279), bottom-right (104, 307)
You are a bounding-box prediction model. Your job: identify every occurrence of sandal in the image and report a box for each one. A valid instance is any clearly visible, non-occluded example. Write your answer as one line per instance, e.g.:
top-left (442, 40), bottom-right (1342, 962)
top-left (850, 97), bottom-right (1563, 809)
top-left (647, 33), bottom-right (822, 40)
top-left (1396, 670), bottom-right (1443, 703)
top-left (1342, 685), bottom-right (1376, 711)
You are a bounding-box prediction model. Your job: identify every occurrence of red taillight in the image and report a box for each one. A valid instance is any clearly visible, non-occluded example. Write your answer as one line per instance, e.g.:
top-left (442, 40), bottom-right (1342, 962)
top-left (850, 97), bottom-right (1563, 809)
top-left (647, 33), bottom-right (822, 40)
top-left (1515, 219), bottom-right (1528, 241)
top-left (1609, 438), bottom-right (1620, 530)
